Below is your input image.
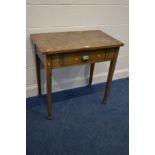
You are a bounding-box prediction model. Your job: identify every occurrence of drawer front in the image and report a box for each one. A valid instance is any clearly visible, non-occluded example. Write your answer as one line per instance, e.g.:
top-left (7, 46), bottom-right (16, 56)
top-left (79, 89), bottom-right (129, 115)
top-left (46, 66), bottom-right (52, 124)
top-left (51, 49), bottom-right (116, 68)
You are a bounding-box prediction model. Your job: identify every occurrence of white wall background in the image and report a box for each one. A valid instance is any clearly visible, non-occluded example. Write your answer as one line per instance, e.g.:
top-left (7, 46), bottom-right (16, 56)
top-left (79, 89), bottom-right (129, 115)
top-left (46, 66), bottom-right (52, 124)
top-left (26, 0), bottom-right (129, 97)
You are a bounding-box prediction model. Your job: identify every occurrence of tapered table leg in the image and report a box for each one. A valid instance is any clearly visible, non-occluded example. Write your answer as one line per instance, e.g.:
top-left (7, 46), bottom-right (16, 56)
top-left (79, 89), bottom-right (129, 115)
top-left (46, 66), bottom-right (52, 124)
top-left (46, 61), bottom-right (52, 120)
top-left (89, 63), bottom-right (95, 87)
top-left (103, 51), bottom-right (119, 103)
top-left (35, 49), bottom-right (41, 96)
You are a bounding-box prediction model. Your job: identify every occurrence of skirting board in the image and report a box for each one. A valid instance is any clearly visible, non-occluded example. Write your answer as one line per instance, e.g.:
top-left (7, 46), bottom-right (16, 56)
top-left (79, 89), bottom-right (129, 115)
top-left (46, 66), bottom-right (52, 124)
top-left (26, 68), bottom-right (129, 98)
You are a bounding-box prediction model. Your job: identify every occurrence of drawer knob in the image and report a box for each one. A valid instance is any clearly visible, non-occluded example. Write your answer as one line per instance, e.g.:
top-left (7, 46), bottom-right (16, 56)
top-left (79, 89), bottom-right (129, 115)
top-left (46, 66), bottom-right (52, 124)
top-left (81, 55), bottom-right (90, 61)
top-left (74, 57), bottom-right (78, 61)
top-left (97, 54), bottom-right (101, 58)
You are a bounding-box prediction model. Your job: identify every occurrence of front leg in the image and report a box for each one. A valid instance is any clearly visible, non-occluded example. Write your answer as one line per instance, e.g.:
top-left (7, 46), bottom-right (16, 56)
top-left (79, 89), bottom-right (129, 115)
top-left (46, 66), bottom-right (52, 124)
top-left (46, 57), bottom-right (52, 120)
top-left (103, 50), bottom-right (119, 103)
top-left (89, 63), bottom-right (95, 87)
top-left (35, 45), bottom-right (41, 96)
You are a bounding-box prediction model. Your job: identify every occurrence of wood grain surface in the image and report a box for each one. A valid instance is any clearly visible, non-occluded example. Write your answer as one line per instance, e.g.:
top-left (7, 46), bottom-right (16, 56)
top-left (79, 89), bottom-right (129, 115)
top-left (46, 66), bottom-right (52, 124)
top-left (30, 30), bottom-right (124, 55)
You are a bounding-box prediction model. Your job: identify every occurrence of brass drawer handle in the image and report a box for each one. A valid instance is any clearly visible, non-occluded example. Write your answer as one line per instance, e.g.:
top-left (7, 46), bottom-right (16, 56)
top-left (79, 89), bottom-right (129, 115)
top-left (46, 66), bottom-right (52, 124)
top-left (81, 55), bottom-right (90, 61)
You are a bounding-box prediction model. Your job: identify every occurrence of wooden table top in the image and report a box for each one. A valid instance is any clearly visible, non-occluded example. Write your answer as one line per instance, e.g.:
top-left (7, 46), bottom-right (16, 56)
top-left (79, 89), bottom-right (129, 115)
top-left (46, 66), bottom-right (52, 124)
top-left (30, 30), bottom-right (124, 55)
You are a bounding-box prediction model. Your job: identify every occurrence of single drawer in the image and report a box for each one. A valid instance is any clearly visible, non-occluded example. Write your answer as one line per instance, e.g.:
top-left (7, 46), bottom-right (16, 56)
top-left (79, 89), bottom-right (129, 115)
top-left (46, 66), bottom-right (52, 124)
top-left (51, 49), bottom-right (116, 68)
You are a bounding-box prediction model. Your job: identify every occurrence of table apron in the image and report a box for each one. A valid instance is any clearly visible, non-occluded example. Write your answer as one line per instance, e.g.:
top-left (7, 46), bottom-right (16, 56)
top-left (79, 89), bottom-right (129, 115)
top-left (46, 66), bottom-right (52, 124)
top-left (48, 48), bottom-right (118, 69)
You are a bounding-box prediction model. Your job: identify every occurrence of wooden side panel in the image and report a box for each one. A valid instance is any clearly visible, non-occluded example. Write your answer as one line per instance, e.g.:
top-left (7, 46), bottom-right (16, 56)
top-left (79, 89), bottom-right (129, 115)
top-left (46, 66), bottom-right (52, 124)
top-left (35, 46), bottom-right (46, 66)
top-left (106, 48), bottom-right (116, 59)
top-left (51, 55), bottom-right (60, 68)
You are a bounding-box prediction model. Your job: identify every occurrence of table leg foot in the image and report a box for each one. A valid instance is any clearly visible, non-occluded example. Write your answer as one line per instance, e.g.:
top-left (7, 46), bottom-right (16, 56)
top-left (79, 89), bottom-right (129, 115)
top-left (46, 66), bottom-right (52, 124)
top-left (88, 84), bottom-right (92, 88)
top-left (102, 98), bottom-right (108, 104)
top-left (48, 115), bottom-right (52, 120)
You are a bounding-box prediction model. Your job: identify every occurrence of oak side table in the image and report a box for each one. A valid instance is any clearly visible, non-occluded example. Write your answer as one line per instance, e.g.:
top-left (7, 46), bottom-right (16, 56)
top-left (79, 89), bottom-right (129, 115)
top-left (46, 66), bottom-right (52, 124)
top-left (30, 30), bottom-right (124, 120)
